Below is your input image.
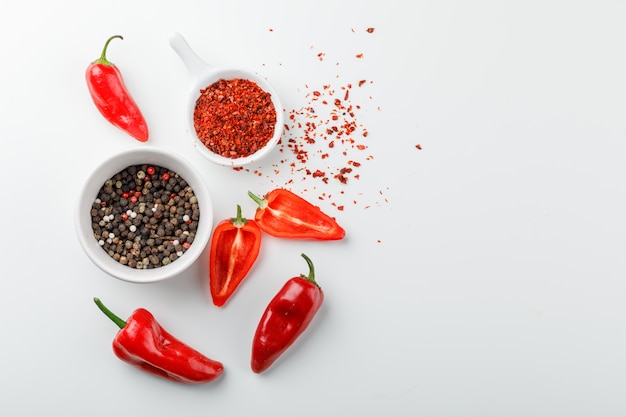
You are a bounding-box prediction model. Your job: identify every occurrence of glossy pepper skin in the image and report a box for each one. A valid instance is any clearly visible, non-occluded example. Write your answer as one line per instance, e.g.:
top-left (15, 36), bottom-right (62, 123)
top-left (86, 35), bottom-right (149, 142)
top-left (248, 189), bottom-right (345, 240)
top-left (94, 298), bottom-right (223, 384)
top-left (210, 205), bottom-right (261, 307)
top-left (251, 253), bottom-right (324, 373)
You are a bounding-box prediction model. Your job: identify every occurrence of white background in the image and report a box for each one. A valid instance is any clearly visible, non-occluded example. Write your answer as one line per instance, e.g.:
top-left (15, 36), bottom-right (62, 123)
top-left (1, 1), bottom-right (625, 416)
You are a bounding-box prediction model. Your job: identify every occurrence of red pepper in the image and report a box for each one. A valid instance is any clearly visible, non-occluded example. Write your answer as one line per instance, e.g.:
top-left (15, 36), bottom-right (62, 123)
top-left (86, 35), bottom-right (149, 142)
top-left (248, 189), bottom-right (345, 240)
top-left (251, 253), bottom-right (324, 373)
top-left (94, 298), bottom-right (223, 384)
top-left (209, 205), bottom-right (261, 307)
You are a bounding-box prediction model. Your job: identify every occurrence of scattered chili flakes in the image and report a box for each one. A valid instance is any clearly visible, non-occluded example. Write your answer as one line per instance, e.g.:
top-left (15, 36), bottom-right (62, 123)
top-left (274, 82), bottom-right (374, 190)
top-left (366, 28), bottom-right (375, 33)
top-left (230, 35), bottom-right (393, 212)
top-left (416, 144), bottom-right (422, 150)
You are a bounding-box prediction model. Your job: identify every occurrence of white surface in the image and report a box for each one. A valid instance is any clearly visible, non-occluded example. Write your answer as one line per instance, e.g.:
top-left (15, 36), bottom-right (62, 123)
top-left (1, 1), bottom-right (625, 416)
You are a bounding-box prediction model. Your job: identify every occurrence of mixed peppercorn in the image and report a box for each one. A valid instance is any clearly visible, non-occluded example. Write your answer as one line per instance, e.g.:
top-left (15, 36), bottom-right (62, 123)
top-left (91, 164), bottom-right (199, 269)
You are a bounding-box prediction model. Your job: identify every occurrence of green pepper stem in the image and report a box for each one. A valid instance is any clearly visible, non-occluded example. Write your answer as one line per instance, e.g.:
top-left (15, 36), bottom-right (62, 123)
top-left (300, 253), bottom-right (320, 288)
top-left (247, 191), bottom-right (268, 209)
top-left (93, 35), bottom-right (123, 65)
top-left (231, 204), bottom-right (248, 228)
top-left (94, 297), bottom-right (127, 329)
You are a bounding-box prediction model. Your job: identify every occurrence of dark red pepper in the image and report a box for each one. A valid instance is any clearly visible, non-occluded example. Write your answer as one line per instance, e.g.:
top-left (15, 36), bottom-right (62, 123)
top-left (86, 35), bottom-right (149, 142)
top-left (94, 298), bottom-right (223, 384)
top-left (209, 205), bottom-right (262, 307)
top-left (248, 188), bottom-right (345, 240)
top-left (251, 253), bottom-right (324, 373)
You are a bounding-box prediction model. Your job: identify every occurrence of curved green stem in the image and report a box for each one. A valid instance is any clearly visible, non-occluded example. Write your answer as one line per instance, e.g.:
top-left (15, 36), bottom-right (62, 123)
top-left (247, 191), bottom-right (268, 209)
top-left (94, 297), bottom-right (127, 329)
top-left (300, 253), bottom-right (320, 288)
top-left (93, 35), bottom-right (123, 65)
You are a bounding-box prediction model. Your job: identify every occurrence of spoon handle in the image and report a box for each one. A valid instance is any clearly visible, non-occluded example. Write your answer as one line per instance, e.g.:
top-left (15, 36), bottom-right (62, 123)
top-left (169, 32), bottom-right (211, 80)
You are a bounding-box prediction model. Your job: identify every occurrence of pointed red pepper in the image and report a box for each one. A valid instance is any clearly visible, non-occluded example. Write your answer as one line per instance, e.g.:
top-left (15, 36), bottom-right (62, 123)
top-left (209, 205), bottom-right (262, 307)
top-left (86, 35), bottom-right (149, 142)
top-left (248, 189), bottom-right (345, 240)
top-left (94, 298), bottom-right (223, 384)
top-left (251, 253), bottom-right (324, 373)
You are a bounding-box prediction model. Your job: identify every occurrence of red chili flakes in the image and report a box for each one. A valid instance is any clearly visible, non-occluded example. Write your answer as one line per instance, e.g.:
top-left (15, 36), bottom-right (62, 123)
top-left (335, 167), bottom-right (353, 184)
top-left (229, 42), bottom-right (389, 211)
top-left (416, 144), bottom-right (422, 150)
top-left (366, 28), bottom-right (375, 33)
top-left (274, 82), bottom-right (374, 188)
top-left (194, 78), bottom-right (276, 159)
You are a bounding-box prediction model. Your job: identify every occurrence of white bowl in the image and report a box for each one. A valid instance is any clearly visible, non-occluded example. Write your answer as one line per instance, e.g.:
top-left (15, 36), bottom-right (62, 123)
top-left (170, 32), bottom-right (284, 167)
top-left (75, 147), bottom-right (214, 283)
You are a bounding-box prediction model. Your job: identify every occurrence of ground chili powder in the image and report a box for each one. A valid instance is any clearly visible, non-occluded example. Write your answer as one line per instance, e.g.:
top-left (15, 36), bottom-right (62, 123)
top-left (193, 78), bottom-right (276, 159)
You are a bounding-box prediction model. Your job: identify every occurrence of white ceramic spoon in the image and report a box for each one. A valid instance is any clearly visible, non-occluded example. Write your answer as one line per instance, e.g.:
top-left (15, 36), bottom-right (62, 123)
top-left (169, 32), bottom-right (283, 167)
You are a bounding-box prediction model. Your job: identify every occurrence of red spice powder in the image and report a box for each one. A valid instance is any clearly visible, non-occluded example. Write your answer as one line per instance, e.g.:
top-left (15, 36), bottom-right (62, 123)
top-left (194, 78), bottom-right (276, 159)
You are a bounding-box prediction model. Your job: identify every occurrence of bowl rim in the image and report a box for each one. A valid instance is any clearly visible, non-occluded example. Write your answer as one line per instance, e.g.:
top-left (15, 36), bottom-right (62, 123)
top-left (74, 147), bottom-right (213, 283)
top-left (184, 68), bottom-right (284, 167)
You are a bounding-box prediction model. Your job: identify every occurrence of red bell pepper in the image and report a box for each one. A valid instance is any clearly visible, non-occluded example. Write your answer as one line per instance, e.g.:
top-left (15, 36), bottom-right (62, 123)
top-left (86, 35), bottom-right (149, 142)
top-left (251, 253), bottom-right (324, 373)
top-left (94, 298), bottom-right (223, 384)
top-left (247, 189), bottom-right (345, 240)
top-left (209, 205), bottom-right (261, 307)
